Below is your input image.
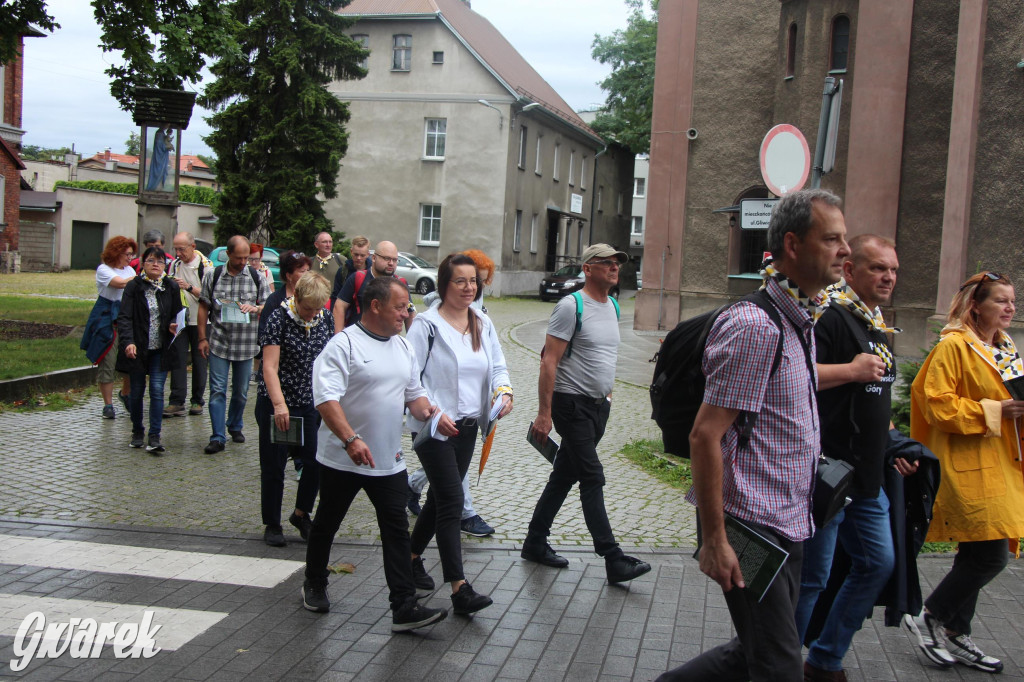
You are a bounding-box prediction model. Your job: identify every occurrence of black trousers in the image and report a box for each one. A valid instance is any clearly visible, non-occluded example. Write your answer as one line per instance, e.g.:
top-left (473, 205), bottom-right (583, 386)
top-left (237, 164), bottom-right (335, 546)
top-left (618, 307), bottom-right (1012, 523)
top-left (925, 538), bottom-right (1009, 635)
top-left (410, 421), bottom-right (478, 583)
top-left (305, 465), bottom-right (416, 612)
top-left (255, 394), bottom-right (321, 526)
top-left (527, 392), bottom-right (619, 558)
top-left (168, 325), bottom-right (207, 407)
top-left (657, 523), bottom-right (805, 682)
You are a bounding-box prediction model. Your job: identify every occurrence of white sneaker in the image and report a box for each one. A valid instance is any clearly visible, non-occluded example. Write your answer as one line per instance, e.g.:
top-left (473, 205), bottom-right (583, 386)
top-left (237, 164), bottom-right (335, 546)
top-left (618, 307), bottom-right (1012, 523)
top-left (903, 611), bottom-right (955, 668)
top-left (946, 633), bottom-right (1003, 673)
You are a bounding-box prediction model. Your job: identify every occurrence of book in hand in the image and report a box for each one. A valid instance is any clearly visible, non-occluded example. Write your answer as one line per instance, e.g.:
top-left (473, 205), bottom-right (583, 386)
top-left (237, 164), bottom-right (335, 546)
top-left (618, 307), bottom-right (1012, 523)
top-left (1005, 376), bottom-right (1024, 401)
top-left (693, 514), bottom-right (789, 602)
top-left (272, 416), bottom-right (304, 446)
top-left (527, 422), bottom-right (559, 463)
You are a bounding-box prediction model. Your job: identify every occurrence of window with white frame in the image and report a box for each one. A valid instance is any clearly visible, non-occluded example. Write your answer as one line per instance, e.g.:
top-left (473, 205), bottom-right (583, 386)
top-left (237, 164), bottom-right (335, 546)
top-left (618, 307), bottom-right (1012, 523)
top-left (352, 34), bottom-right (369, 69)
top-left (632, 216), bottom-right (643, 235)
top-left (424, 118), bottom-right (446, 159)
top-left (513, 210), bottom-right (522, 251)
top-left (580, 156), bottom-right (587, 189)
top-left (392, 35), bottom-right (411, 71)
top-left (553, 143), bottom-right (560, 180)
top-left (535, 136), bottom-right (542, 174)
top-left (530, 213), bottom-right (538, 253)
top-left (568, 150), bottom-right (575, 185)
top-left (518, 126), bottom-right (528, 169)
top-left (418, 204), bottom-right (441, 244)
top-left (634, 177), bottom-right (646, 197)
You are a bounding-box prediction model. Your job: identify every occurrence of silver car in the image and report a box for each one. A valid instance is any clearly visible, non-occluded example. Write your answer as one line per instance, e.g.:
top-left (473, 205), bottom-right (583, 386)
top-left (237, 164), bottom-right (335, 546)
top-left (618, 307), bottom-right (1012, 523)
top-left (396, 252), bottom-right (438, 294)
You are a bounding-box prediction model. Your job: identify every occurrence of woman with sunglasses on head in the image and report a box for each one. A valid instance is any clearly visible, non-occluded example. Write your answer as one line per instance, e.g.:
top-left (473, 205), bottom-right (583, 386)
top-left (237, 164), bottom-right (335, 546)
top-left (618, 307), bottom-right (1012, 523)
top-left (405, 253), bottom-right (513, 615)
top-left (905, 271), bottom-right (1024, 674)
top-left (115, 245), bottom-right (183, 454)
top-left (247, 244), bottom-right (275, 293)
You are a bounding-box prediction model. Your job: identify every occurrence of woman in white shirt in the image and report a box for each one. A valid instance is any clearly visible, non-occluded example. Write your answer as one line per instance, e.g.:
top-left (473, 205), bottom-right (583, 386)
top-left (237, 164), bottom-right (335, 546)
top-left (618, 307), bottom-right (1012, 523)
top-left (405, 253), bottom-right (513, 615)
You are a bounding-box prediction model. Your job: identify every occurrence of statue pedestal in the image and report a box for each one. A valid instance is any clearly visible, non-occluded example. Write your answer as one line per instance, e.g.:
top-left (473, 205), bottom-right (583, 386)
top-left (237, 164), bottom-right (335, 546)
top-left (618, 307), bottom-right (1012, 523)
top-left (137, 201), bottom-right (178, 245)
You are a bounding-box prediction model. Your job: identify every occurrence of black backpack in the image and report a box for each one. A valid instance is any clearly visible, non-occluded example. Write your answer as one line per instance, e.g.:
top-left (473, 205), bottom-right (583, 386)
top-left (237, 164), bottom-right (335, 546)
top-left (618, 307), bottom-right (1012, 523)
top-left (649, 289), bottom-right (786, 457)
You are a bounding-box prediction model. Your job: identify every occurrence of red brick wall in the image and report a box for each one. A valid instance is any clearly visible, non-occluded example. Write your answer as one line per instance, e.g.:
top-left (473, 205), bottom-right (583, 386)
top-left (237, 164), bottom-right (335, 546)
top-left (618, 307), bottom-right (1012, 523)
top-left (0, 36), bottom-right (26, 249)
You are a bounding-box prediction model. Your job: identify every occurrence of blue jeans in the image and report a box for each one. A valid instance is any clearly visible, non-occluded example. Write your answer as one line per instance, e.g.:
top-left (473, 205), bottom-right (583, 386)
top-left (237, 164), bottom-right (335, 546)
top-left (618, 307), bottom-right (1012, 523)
top-left (795, 488), bottom-right (895, 671)
top-left (128, 350), bottom-right (167, 436)
top-left (207, 353), bottom-right (252, 444)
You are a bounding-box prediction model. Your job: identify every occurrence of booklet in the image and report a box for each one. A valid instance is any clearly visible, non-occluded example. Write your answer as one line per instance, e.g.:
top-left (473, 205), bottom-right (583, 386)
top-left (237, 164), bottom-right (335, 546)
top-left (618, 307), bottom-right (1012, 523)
top-left (412, 410), bottom-right (446, 449)
top-left (272, 416), bottom-right (304, 446)
top-left (1005, 376), bottom-right (1024, 401)
top-left (170, 308), bottom-right (187, 344)
top-left (527, 422), bottom-right (559, 463)
top-left (693, 515), bottom-right (789, 602)
top-left (220, 301), bottom-right (250, 324)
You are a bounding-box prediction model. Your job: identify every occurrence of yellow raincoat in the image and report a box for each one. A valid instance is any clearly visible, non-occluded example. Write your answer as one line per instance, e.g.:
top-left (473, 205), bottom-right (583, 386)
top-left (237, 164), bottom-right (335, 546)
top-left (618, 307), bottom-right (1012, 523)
top-left (910, 329), bottom-right (1024, 553)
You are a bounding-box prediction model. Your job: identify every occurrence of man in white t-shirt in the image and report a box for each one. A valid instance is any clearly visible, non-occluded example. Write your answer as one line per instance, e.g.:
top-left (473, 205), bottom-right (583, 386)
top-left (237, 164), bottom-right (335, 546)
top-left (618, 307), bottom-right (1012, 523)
top-left (302, 276), bottom-right (455, 632)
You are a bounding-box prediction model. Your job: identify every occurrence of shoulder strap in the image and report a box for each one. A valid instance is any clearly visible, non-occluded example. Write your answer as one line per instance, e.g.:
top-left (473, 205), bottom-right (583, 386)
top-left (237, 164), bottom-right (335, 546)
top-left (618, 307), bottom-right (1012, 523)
top-left (830, 302), bottom-right (873, 353)
top-left (247, 265), bottom-right (261, 294)
top-left (731, 289), bottom-right (788, 449)
top-left (419, 324), bottom-right (436, 382)
top-left (353, 269), bottom-right (368, 313)
top-left (611, 296), bottom-right (621, 319)
top-left (562, 291), bottom-right (585, 359)
top-left (211, 264), bottom-right (224, 291)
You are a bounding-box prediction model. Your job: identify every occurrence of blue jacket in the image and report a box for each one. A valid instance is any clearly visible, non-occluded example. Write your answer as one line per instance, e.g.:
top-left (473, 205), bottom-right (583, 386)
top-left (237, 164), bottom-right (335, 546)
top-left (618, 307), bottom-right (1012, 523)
top-left (80, 296), bottom-right (119, 364)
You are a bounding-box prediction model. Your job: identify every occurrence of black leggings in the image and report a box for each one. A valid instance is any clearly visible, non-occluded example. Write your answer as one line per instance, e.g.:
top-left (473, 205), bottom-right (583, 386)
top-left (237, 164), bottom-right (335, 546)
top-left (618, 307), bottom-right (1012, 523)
top-left (925, 538), bottom-right (1009, 635)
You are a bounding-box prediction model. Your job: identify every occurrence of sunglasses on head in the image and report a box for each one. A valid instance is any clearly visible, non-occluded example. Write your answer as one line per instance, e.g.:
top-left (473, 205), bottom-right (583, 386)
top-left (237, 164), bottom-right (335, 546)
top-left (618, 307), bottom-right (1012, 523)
top-left (960, 272), bottom-right (1003, 293)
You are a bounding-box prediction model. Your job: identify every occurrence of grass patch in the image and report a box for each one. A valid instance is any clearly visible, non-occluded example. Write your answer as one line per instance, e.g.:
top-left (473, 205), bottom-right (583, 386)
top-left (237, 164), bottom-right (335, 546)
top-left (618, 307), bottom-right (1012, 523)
top-left (0, 385), bottom-right (97, 413)
top-left (0, 336), bottom-right (89, 380)
top-left (921, 541), bottom-right (956, 554)
top-left (0, 294), bottom-right (95, 325)
top-left (621, 438), bottom-right (692, 490)
top-left (0, 270), bottom-right (97, 298)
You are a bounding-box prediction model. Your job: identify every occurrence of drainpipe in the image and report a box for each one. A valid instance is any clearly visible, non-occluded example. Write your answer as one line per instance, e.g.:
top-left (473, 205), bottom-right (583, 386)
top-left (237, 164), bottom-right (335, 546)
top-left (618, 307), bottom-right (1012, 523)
top-left (657, 246), bottom-right (667, 330)
top-left (587, 145), bottom-right (608, 245)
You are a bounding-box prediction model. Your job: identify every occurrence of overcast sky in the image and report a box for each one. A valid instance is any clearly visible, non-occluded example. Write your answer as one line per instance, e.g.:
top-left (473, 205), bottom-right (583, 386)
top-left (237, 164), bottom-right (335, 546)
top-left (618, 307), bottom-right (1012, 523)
top-left (22, 0), bottom-right (633, 159)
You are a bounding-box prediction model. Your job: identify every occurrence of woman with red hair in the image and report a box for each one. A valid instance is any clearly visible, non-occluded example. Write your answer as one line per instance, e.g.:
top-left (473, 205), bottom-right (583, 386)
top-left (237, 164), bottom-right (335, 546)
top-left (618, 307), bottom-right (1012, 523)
top-left (81, 235), bottom-right (138, 419)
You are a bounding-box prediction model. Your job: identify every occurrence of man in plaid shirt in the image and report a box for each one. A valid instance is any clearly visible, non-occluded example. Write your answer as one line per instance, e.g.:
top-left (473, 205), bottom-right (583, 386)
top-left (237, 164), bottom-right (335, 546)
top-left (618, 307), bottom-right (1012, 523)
top-left (198, 235), bottom-right (270, 454)
top-left (659, 189), bottom-right (850, 681)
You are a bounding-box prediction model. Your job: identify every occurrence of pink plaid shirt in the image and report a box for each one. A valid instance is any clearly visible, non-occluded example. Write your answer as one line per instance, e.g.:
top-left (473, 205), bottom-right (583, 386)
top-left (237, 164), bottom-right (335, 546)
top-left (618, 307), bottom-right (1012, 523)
top-left (685, 278), bottom-right (819, 541)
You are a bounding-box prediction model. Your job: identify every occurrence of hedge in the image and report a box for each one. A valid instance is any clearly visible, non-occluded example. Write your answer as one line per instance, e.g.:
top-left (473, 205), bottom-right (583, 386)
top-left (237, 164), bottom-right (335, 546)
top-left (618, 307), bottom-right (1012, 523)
top-left (53, 180), bottom-right (217, 206)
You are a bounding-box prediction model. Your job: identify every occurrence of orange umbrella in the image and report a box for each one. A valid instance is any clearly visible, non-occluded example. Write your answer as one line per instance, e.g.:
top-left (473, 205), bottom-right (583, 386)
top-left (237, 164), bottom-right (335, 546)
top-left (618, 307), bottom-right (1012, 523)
top-left (477, 424), bottom-right (497, 486)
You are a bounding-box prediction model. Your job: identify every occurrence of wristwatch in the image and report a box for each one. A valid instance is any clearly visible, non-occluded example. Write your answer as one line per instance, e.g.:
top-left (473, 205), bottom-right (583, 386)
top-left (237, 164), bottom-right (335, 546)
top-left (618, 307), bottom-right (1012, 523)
top-left (342, 434), bottom-right (361, 450)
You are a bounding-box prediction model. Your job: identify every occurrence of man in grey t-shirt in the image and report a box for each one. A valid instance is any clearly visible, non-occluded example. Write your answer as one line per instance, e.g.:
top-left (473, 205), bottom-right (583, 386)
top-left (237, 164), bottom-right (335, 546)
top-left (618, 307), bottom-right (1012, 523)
top-left (522, 244), bottom-right (652, 584)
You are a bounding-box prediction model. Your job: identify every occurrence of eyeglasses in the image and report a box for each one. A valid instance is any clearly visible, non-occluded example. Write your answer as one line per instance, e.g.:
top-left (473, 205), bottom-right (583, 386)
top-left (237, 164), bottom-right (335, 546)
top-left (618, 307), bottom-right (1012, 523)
top-left (376, 255), bottom-right (398, 264)
top-left (143, 259), bottom-right (165, 266)
top-left (452, 277), bottom-right (478, 288)
top-left (587, 259), bottom-right (620, 268)
top-left (247, 256), bottom-right (262, 262)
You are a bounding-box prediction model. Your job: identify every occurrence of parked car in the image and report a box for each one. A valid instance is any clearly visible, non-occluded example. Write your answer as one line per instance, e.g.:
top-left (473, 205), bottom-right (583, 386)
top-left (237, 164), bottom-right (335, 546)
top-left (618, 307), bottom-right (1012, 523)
top-left (209, 246), bottom-right (282, 289)
top-left (395, 252), bottom-right (438, 294)
top-left (539, 263), bottom-right (619, 302)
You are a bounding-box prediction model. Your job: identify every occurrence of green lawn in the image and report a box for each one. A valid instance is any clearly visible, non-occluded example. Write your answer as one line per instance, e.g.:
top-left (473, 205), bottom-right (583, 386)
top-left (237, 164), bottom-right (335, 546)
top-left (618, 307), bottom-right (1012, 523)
top-left (0, 294), bottom-right (94, 380)
top-left (0, 270), bottom-right (97, 298)
top-left (0, 294), bottom-right (95, 325)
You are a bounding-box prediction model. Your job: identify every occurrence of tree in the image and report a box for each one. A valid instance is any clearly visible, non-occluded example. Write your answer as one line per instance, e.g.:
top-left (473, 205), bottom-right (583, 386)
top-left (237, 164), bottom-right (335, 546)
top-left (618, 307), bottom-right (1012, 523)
top-left (0, 0), bottom-right (59, 65)
top-left (196, 153), bottom-right (218, 175)
top-left (124, 131), bottom-right (141, 156)
top-left (590, 0), bottom-right (657, 154)
top-left (91, 0), bottom-right (237, 111)
top-left (20, 144), bottom-right (71, 161)
top-left (199, 0), bottom-right (367, 250)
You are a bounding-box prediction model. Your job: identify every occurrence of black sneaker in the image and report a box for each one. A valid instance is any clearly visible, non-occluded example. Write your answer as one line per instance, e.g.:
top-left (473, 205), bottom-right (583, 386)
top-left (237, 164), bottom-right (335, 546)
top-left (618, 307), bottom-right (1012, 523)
top-left (903, 611), bottom-right (955, 668)
top-left (204, 440), bottom-right (225, 454)
top-left (229, 430), bottom-right (245, 443)
top-left (130, 431), bottom-right (145, 448)
top-left (946, 633), bottom-right (1003, 673)
top-left (412, 557), bottom-right (435, 597)
top-left (302, 580), bottom-right (330, 613)
top-left (521, 541), bottom-right (569, 568)
top-left (451, 582), bottom-right (492, 615)
top-left (407, 484), bottom-right (421, 515)
top-left (461, 515), bottom-right (495, 537)
top-left (606, 554), bottom-right (652, 583)
top-left (264, 525), bottom-right (286, 547)
top-left (392, 602), bottom-right (447, 632)
top-left (117, 391), bottom-right (130, 411)
top-left (102, 405), bottom-right (116, 420)
top-left (146, 434), bottom-right (165, 454)
top-left (288, 512), bottom-right (311, 541)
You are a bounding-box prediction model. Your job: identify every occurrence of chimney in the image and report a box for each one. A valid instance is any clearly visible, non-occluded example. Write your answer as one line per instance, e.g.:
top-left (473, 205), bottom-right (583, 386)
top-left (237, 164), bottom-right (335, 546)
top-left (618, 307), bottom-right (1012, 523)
top-left (103, 148), bottom-right (110, 161)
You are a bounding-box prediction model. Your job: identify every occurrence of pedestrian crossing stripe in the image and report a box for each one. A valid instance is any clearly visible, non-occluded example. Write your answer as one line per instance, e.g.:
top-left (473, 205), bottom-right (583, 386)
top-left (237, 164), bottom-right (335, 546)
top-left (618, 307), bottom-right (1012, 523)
top-left (0, 534), bottom-right (302, 588)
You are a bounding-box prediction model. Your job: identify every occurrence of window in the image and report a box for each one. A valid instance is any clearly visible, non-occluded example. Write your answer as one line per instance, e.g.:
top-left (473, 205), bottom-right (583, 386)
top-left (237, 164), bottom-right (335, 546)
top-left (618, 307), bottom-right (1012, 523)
top-left (513, 210), bottom-right (523, 252)
top-left (830, 16), bottom-right (850, 72)
top-left (597, 186), bottom-right (603, 213)
top-left (553, 143), bottom-right (561, 180)
top-left (352, 34), bottom-right (369, 69)
top-left (392, 35), bottom-right (411, 71)
top-left (786, 23), bottom-right (797, 78)
top-left (535, 136), bottom-right (542, 174)
top-left (631, 216), bottom-right (644, 235)
top-left (418, 204), bottom-right (441, 244)
top-left (424, 118), bottom-right (446, 159)
top-left (432, 51), bottom-right (444, 64)
top-left (518, 126), bottom-right (528, 169)
top-left (633, 177), bottom-right (646, 197)
top-left (0, 175), bottom-right (5, 221)
top-left (580, 156), bottom-right (587, 189)
top-left (568, 150), bottom-right (576, 186)
top-left (530, 213), bottom-right (538, 253)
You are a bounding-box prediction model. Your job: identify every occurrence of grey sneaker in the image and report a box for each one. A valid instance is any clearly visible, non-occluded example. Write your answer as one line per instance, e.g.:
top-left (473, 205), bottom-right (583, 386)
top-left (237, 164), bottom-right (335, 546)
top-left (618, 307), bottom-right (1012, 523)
top-left (145, 434), bottom-right (165, 454)
top-left (392, 602), bottom-right (447, 632)
top-left (130, 431), bottom-right (145, 448)
top-left (946, 633), bottom-right (1003, 673)
top-left (102, 404), bottom-right (116, 420)
top-left (460, 515), bottom-right (495, 537)
top-left (903, 611), bottom-right (955, 668)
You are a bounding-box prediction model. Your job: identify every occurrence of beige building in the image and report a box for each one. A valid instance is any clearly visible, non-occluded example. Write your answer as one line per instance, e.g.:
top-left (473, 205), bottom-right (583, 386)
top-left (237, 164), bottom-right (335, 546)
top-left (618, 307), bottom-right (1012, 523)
top-left (638, 0), bottom-right (1024, 352)
top-left (331, 0), bottom-right (632, 294)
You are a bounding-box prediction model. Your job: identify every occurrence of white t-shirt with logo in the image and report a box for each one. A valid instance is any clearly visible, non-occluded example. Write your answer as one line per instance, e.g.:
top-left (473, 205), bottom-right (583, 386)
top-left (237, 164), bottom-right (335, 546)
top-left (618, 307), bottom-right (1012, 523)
top-left (96, 264), bottom-right (136, 301)
top-left (313, 323), bottom-right (427, 476)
